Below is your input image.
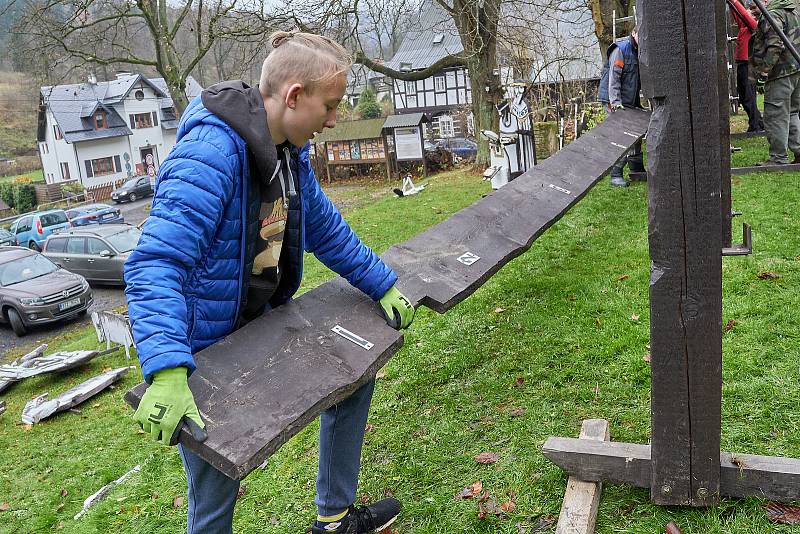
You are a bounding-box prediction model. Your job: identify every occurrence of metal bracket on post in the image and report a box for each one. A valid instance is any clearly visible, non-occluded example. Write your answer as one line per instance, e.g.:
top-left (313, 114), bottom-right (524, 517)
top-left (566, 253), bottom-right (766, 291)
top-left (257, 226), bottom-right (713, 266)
top-left (722, 223), bottom-right (752, 256)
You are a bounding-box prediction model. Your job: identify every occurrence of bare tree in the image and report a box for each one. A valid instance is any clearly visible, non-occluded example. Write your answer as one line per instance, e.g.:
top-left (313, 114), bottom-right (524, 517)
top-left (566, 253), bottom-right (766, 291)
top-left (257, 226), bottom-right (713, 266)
top-left (587, 0), bottom-right (634, 57)
top-left (13, 0), bottom-right (278, 113)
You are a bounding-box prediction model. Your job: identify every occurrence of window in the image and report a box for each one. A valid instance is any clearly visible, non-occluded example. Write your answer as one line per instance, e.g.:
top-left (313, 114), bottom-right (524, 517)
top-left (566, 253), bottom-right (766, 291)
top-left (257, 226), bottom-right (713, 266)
top-left (94, 110), bottom-right (107, 129)
top-left (40, 143), bottom-right (48, 155)
top-left (129, 112), bottom-right (153, 129)
top-left (53, 125), bottom-right (63, 140)
top-left (433, 33), bottom-right (445, 44)
top-left (67, 237), bottom-right (86, 254)
top-left (437, 114), bottom-right (455, 138)
top-left (405, 81), bottom-right (417, 95)
top-left (400, 62), bottom-right (412, 72)
top-left (45, 238), bottom-right (67, 253)
top-left (16, 217), bottom-right (32, 233)
top-left (87, 238), bottom-right (107, 254)
top-left (135, 90), bottom-right (145, 101)
top-left (87, 156), bottom-right (115, 177)
top-left (40, 211), bottom-right (68, 228)
top-left (434, 75), bottom-right (446, 92)
top-left (60, 162), bottom-right (70, 181)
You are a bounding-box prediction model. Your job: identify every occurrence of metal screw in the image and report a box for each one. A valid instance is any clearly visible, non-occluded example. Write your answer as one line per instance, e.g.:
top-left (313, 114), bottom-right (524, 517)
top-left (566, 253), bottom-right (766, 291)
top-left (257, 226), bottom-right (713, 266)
top-left (661, 484), bottom-right (672, 495)
top-left (697, 487), bottom-right (709, 499)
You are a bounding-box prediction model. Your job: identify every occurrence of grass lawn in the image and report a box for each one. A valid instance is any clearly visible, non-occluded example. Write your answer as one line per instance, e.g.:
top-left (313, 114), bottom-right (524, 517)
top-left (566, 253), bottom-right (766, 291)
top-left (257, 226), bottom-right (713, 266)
top-left (1, 136), bottom-right (798, 533)
top-left (0, 169), bottom-right (44, 185)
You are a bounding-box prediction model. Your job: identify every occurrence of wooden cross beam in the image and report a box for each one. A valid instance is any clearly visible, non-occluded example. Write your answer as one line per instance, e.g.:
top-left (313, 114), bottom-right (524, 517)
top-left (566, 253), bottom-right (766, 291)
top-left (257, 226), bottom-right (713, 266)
top-left (543, 0), bottom-right (800, 506)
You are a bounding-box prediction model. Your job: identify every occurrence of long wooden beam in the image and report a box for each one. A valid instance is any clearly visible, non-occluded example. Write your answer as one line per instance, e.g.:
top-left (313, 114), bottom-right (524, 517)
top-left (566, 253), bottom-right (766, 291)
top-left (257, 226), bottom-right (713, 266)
top-left (543, 438), bottom-right (800, 502)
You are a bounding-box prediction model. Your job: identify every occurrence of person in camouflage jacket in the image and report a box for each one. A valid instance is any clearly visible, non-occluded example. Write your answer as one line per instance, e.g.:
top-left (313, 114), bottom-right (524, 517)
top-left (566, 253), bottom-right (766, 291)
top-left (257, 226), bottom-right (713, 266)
top-left (750, 0), bottom-right (800, 164)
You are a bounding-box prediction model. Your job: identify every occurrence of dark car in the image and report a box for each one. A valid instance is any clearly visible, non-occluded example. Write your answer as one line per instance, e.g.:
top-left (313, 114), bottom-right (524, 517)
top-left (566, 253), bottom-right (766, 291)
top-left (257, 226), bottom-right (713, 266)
top-left (0, 229), bottom-right (16, 246)
top-left (66, 203), bottom-right (125, 226)
top-left (436, 137), bottom-right (478, 160)
top-left (111, 176), bottom-right (153, 204)
top-left (43, 224), bottom-right (141, 285)
top-left (0, 247), bottom-right (92, 336)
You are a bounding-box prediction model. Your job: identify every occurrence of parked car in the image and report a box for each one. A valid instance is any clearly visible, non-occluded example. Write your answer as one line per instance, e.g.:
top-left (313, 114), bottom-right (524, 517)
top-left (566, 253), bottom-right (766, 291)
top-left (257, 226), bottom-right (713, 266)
top-left (0, 246), bottom-right (92, 336)
top-left (111, 176), bottom-right (153, 203)
top-left (66, 203), bottom-right (124, 226)
top-left (435, 137), bottom-right (478, 160)
top-left (43, 224), bottom-right (141, 284)
top-left (0, 229), bottom-right (16, 246)
top-left (9, 209), bottom-right (72, 251)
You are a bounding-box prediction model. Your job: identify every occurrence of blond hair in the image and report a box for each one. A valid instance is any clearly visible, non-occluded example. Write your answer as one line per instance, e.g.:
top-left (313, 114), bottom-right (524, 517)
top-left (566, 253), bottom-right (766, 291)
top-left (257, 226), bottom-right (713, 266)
top-left (259, 30), bottom-right (352, 96)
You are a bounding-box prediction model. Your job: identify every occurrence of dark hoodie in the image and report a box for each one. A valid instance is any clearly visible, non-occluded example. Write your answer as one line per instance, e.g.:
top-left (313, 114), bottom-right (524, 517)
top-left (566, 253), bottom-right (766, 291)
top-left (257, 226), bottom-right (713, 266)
top-left (201, 81), bottom-right (301, 321)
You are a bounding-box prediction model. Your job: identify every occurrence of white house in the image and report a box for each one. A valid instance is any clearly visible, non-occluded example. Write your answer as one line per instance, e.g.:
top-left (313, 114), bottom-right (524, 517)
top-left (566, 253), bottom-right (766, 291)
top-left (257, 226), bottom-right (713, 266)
top-left (37, 73), bottom-right (202, 188)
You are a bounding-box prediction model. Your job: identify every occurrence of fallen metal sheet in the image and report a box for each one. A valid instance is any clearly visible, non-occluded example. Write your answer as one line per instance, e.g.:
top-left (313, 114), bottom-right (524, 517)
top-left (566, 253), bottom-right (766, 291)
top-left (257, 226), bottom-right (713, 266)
top-left (0, 400), bottom-right (6, 416)
top-left (0, 344), bottom-right (48, 393)
top-left (91, 311), bottom-right (135, 360)
top-left (0, 350), bottom-right (100, 380)
top-left (74, 464), bottom-right (141, 520)
top-left (125, 109), bottom-right (649, 480)
top-left (21, 367), bottom-right (130, 424)
top-left (126, 277), bottom-right (404, 480)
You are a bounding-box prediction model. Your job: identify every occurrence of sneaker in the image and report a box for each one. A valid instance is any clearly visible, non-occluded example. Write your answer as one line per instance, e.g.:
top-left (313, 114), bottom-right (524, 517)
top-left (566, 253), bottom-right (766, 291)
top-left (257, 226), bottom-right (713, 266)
top-left (308, 499), bottom-right (402, 534)
top-left (610, 175), bottom-right (629, 187)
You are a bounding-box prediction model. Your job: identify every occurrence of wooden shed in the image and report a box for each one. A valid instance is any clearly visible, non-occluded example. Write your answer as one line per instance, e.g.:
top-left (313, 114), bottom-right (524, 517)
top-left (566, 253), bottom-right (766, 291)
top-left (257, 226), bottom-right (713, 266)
top-left (314, 118), bottom-right (391, 182)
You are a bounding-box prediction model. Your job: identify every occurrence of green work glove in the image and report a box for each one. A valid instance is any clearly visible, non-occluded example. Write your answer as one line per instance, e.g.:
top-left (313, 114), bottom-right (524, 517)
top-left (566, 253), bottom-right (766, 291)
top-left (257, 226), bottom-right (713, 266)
top-left (611, 103), bottom-right (624, 112)
top-left (379, 285), bottom-right (415, 330)
top-left (133, 367), bottom-right (206, 446)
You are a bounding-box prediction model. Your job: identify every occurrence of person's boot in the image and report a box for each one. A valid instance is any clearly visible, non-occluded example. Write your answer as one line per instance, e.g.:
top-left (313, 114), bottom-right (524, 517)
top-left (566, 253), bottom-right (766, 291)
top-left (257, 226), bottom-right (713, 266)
top-left (308, 499), bottom-right (402, 533)
top-left (610, 175), bottom-right (629, 187)
top-left (757, 159), bottom-right (788, 167)
top-left (793, 152), bottom-right (800, 164)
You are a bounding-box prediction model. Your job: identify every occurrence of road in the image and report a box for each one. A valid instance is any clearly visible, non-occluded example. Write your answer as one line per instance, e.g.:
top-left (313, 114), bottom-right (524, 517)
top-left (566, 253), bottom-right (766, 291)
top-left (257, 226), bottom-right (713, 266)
top-left (0, 197), bottom-right (152, 357)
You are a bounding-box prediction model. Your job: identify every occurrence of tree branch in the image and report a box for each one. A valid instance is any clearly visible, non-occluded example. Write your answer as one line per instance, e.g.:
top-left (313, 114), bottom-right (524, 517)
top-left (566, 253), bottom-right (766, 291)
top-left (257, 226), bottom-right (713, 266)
top-left (355, 50), bottom-right (469, 81)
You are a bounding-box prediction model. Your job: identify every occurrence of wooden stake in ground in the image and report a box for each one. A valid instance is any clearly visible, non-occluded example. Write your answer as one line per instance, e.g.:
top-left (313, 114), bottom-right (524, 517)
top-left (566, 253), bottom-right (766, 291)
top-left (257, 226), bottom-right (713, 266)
top-left (555, 419), bottom-right (609, 534)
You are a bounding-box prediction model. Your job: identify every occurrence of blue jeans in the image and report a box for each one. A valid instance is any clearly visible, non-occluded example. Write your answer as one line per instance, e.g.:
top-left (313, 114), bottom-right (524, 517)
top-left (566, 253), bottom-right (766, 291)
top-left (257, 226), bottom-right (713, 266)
top-left (178, 379), bottom-right (376, 533)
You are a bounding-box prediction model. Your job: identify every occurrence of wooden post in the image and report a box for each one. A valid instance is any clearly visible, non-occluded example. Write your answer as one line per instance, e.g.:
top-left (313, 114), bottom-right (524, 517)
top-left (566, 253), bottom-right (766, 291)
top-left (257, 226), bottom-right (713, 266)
top-left (324, 142), bottom-right (332, 184)
top-left (639, 0), bottom-right (723, 506)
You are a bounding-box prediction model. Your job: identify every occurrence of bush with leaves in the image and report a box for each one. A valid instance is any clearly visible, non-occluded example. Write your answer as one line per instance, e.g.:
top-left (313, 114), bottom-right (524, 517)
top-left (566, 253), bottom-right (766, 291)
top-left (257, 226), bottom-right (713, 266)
top-left (14, 183), bottom-right (36, 213)
top-left (355, 88), bottom-right (383, 120)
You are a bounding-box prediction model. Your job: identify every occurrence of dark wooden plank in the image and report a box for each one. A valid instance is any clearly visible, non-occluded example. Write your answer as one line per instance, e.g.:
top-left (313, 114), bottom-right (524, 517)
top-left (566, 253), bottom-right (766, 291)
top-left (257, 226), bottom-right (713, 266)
top-left (731, 162), bottom-right (800, 175)
top-left (125, 277), bottom-right (403, 480)
top-left (639, 0), bottom-right (723, 505)
top-left (544, 439), bottom-right (800, 502)
top-left (382, 109), bottom-right (650, 313)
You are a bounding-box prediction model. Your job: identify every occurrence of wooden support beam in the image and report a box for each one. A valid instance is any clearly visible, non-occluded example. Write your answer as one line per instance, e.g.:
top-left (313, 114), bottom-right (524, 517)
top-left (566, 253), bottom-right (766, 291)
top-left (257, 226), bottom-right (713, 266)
top-left (555, 420), bottom-right (609, 534)
top-left (543, 438), bottom-right (800, 503)
top-left (731, 162), bottom-right (800, 175)
top-left (639, 0), bottom-right (723, 506)
top-left (716, 0), bottom-right (733, 248)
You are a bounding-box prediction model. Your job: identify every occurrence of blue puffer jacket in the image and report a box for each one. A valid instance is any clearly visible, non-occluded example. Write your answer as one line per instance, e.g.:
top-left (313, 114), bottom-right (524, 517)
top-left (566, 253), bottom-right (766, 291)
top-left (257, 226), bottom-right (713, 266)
top-left (125, 94), bottom-right (397, 383)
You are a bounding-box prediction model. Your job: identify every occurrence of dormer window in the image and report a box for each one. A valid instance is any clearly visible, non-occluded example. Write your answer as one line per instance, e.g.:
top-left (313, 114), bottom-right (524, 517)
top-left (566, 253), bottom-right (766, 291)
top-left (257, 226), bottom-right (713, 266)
top-left (400, 62), bottom-right (412, 72)
top-left (94, 110), bottom-right (107, 130)
top-left (433, 33), bottom-right (445, 44)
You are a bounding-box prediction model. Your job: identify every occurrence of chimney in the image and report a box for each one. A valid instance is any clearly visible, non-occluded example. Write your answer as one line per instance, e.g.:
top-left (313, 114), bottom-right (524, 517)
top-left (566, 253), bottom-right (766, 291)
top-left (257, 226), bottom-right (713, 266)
top-left (88, 72), bottom-right (97, 85)
top-left (116, 72), bottom-right (133, 79)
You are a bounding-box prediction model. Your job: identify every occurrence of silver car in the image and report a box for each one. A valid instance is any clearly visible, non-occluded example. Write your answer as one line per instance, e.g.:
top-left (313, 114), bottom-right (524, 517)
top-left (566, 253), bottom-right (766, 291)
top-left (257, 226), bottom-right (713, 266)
top-left (43, 224), bottom-right (142, 285)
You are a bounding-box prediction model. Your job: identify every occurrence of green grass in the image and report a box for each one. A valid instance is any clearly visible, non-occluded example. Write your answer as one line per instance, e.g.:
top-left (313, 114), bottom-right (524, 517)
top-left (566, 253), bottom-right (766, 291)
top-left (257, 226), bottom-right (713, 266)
top-left (0, 169), bottom-right (44, 185)
top-left (1, 144), bottom-right (799, 533)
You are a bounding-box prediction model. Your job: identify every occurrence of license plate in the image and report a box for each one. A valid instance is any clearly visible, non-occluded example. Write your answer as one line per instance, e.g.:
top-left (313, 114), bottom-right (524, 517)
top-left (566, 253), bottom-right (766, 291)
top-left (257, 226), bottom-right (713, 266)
top-left (102, 213), bottom-right (114, 219)
top-left (58, 298), bottom-right (81, 311)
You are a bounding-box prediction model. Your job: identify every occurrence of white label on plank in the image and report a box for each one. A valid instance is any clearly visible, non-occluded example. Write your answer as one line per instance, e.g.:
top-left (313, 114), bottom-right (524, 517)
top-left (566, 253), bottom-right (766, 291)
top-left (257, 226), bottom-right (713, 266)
top-left (549, 184), bottom-right (571, 195)
top-left (457, 252), bottom-right (481, 265)
top-left (611, 142), bottom-right (627, 149)
top-left (623, 131), bottom-right (640, 138)
top-left (331, 325), bottom-right (373, 350)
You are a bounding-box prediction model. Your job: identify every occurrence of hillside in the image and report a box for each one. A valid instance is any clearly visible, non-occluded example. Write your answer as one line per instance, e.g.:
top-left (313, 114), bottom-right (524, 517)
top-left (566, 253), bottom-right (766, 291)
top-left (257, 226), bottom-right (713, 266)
top-left (0, 71), bottom-right (40, 172)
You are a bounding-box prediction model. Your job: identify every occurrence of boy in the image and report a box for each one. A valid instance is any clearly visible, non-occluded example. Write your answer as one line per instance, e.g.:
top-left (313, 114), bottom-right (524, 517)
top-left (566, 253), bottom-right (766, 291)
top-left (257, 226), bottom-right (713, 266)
top-left (125, 31), bottom-right (414, 534)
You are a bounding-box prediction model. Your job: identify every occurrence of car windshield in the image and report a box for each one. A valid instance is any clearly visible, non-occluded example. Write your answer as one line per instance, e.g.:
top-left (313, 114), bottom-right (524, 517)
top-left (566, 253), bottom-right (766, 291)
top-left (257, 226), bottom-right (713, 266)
top-left (0, 229), bottom-right (12, 238)
top-left (122, 178), bottom-right (138, 188)
top-left (0, 254), bottom-right (59, 286)
top-left (40, 211), bottom-right (68, 227)
top-left (106, 228), bottom-right (141, 253)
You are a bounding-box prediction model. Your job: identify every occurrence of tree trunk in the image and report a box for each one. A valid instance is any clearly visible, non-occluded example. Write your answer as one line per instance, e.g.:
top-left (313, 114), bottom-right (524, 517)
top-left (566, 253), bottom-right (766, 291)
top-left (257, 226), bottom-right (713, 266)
top-left (588, 0), bottom-right (635, 59)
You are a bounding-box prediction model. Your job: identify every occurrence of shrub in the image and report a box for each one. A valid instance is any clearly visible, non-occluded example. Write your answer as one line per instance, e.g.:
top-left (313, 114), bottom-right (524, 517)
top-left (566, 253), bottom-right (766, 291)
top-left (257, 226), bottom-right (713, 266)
top-left (355, 88), bottom-right (382, 120)
top-left (14, 183), bottom-right (36, 213)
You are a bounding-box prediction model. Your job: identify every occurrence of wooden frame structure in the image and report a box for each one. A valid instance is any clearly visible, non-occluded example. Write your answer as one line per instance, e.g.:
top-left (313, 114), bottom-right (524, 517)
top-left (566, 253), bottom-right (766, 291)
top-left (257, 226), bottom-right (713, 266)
top-left (314, 117), bottom-right (392, 183)
top-left (543, 0), bottom-right (800, 505)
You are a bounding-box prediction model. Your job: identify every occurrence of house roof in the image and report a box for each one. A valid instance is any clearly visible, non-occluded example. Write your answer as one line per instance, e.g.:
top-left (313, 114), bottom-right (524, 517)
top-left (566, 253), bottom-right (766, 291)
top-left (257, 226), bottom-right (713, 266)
top-left (385, 0), bottom-right (600, 83)
top-left (385, 2), bottom-right (463, 71)
top-left (347, 64), bottom-right (387, 95)
top-left (314, 118), bottom-right (387, 143)
top-left (40, 74), bottom-right (202, 143)
top-left (383, 113), bottom-right (429, 129)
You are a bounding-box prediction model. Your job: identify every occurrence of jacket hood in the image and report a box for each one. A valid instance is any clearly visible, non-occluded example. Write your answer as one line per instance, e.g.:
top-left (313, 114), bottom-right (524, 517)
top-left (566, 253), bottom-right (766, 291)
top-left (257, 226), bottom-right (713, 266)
top-left (201, 81), bottom-right (278, 182)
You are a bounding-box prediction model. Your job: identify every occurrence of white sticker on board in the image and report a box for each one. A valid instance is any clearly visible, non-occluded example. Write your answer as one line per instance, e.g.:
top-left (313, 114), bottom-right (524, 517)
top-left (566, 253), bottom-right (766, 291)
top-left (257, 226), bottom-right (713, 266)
top-left (457, 252), bottom-right (481, 265)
